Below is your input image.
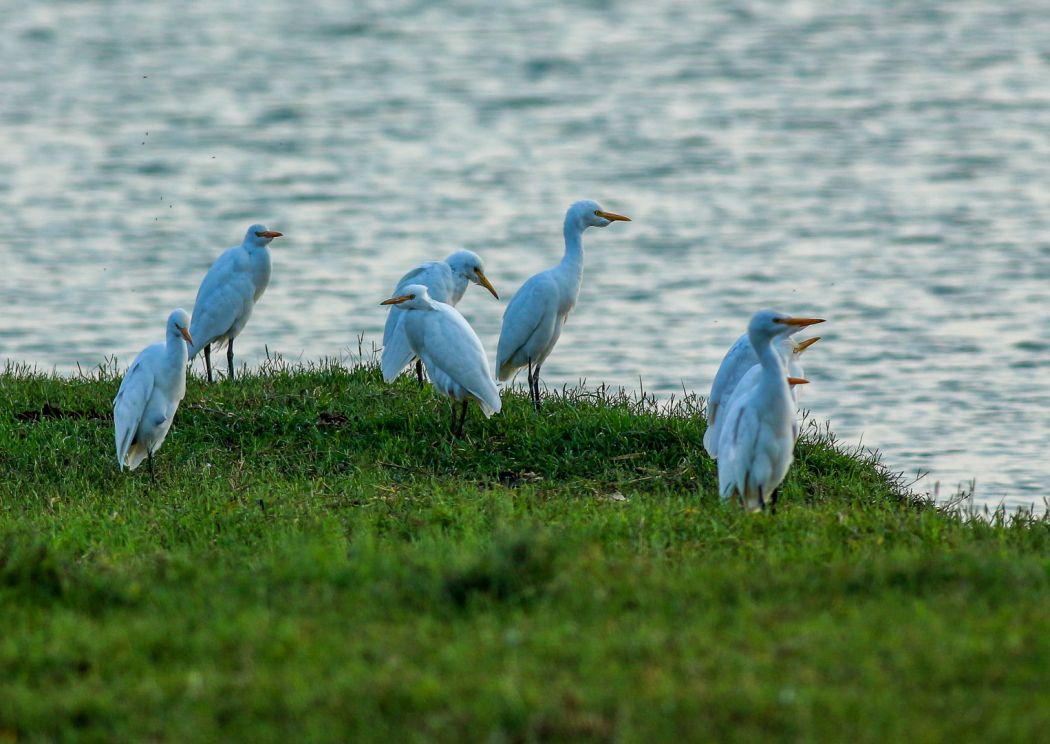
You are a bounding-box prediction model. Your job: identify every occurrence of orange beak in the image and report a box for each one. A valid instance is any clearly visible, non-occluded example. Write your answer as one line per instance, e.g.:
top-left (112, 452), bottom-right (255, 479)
top-left (380, 294), bottom-right (415, 306)
top-left (180, 327), bottom-right (194, 345)
top-left (774, 316), bottom-right (825, 327)
top-left (474, 269), bottom-right (499, 299)
top-left (793, 336), bottom-right (821, 353)
top-left (786, 377), bottom-right (810, 386)
top-left (595, 210), bottom-right (631, 222)
top-left (255, 230), bottom-right (283, 239)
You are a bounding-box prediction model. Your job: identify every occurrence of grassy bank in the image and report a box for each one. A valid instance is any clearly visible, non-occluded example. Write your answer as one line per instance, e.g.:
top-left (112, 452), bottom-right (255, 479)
top-left (1, 360), bottom-right (1047, 742)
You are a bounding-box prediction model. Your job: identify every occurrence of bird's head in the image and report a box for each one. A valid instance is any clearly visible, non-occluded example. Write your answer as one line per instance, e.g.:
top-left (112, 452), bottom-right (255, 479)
top-left (244, 223), bottom-right (283, 248)
top-left (446, 250), bottom-right (498, 299)
top-left (565, 199), bottom-right (631, 231)
top-left (380, 283), bottom-right (433, 311)
top-left (167, 308), bottom-right (193, 345)
top-left (748, 308), bottom-right (825, 347)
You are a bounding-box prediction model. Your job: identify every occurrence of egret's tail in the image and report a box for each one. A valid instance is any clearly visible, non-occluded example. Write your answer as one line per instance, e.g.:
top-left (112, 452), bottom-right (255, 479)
top-left (381, 326), bottom-right (416, 383)
top-left (496, 360), bottom-right (518, 382)
top-left (473, 377), bottom-right (503, 418)
top-left (124, 442), bottom-right (148, 471)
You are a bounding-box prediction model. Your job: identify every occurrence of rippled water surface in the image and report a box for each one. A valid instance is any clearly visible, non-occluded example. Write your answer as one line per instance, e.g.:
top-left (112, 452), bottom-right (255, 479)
top-left (3, 0), bottom-right (1048, 508)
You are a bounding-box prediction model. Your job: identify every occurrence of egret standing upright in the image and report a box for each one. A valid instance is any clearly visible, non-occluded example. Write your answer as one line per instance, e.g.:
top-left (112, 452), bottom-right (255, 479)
top-left (716, 309), bottom-right (824, 511)
top-left (496, 200), bottom-right (630, 410)
top-left (382, 249), bottom-right (498, 385)
top-left (187, 224), bottom-right (283, 382)
top-left (704, 330), bottom-right (822, 458)
top-left (113, 308), bottom-right (193, 481)
top-left (381, 284), bottom-right (501, 436)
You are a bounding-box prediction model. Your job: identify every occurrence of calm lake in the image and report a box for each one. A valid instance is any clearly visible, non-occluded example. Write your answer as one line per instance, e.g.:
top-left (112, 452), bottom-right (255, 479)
top-left (3, 1), bottom-right (1047, 509)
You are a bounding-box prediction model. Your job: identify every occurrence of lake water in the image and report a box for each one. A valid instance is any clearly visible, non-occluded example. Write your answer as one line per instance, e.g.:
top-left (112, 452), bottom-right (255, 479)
top-left (3, 0), bottom-right (1047, 510)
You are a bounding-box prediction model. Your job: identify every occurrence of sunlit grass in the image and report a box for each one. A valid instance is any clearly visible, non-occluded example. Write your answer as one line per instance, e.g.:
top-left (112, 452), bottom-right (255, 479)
top-left (1, 359), bottom-right (1047, 741)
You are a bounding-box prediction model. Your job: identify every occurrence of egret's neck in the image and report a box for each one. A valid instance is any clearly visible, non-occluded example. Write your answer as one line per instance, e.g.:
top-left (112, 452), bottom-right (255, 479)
top-left (166, 333), bottom-right (189, 362)
top-left (559, 219), bottom-right (585, 278)
top-left (449, 271), bottom-right (471, 305)
top-left (755, 335), bottom-right (787, 376)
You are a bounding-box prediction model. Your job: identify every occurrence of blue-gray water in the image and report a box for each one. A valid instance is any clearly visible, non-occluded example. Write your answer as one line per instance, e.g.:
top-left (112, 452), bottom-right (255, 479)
top-left (3, 1), bottom-right (1048, 509)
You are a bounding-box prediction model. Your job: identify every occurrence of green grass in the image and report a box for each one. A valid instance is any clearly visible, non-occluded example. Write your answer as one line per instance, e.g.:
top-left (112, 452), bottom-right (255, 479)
top-left (1, 358), bottom-right (1047, 742)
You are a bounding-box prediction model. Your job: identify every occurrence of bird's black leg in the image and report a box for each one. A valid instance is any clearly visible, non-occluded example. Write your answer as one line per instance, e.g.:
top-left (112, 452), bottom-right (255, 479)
top-left (757, 486), bottom-right (766, 512)
top-left (527, 358), bottom-right (540, 410)
top-left (533, 363), bottom-right (543, 411)
top-left (770, 488), bottom-right (780, 515)
top-left (415, 358), bottom-right (425, 387)
top-left (456, 400), bottom-right (468, 437)
top-left (227, 339), bottom-right (235, 381)
top-left (450, 400), bottom-right (466, 438)
top-left (204, 344), bottom-right (214, 383)
top-left (147, 450), bottom-right (156, 485)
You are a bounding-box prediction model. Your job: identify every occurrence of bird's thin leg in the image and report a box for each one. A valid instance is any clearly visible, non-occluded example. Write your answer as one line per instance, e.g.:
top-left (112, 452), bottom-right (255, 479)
top-left (770, 488), bottom-right (780, 516)
top-left (456, 400), bottom-right (468, 438)
top-left (533, 363), bottom-right (543, 411)
top-left (227, 338), bottom-right (235, 381)
top-left (204, 344), bottom-right (214, 383)
top-left (527, 358), bottom-right (535, 407)
top-left (415, 358), bottom-right (425, 387)
top-left (147, 450), bottom-right (156, 485)
top-left (449, 401), bottom-right (458, 434)
top-left (757, 486), bottom-right (766, 512)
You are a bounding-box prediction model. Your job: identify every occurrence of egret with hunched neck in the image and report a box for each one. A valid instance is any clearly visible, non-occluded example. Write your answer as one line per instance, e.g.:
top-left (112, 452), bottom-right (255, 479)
top-left (381, 284), bottom-right (502, 436)
top-left (187, 224), bottom-right (283, 382)
top-left (496, 200), bottom-right (630, 410)
top-left (113, 308), bottom-right (193, 481)
top-left (382, 249), bottom-right (498, 385)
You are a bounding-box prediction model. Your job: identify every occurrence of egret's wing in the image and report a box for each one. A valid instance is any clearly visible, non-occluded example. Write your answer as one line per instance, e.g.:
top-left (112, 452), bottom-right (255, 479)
top-left (420, 306), bottom-right (502, 416)
top-left (495, 274), bottom-right (558, 380)
top-left (706, 335), bottom-right (757, 425)
top-left (112, 346), bottom-right (158, 469)
top-left (381, 310), bottom-right (416, 382)
top-left (716, 391), bottom-right (762, 503)
top-left (395, 262), bottom-right (453, 303)
top-left (187, 248), bottom-right (254, 357)
top-left (704, 335), bottom-right (758, 457)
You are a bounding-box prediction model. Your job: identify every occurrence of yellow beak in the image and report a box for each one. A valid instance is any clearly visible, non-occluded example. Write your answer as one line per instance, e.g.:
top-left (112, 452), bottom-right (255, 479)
top-left (786, 377), bottom-right (810, 386)
top-left (793, 336), bottom-right (821, 354)
top-left (180, 327), bottom-right (194, 345)
top-left (595, 210), bottom-right (631, 222)
top-left (474, 269), bottom-right (499, 299)
top-left (255, 230), bottom-right (283, 239)
top-left (775, 316), bottom-right (825, 327)
top-left (380, 294), bottom-right (415, 306)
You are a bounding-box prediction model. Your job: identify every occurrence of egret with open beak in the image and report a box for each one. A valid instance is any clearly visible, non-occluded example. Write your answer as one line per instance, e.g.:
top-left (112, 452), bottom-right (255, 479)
top-left (704, 318), bottom-right (824, 459)
top-left (716, 310), bottom-right (825, 512)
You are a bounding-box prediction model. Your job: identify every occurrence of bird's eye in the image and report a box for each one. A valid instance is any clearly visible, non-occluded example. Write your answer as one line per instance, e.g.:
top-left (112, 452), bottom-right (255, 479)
top-left (408, 294), bottom-right (416, 300)
top-left (594, 210), bottom-right (601, 216)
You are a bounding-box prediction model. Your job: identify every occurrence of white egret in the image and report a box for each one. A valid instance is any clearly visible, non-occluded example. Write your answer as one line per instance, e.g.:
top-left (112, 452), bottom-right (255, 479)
top-left (187, 224), bottom-right (283, 382)
top-left (382, 249), bottom-right (499, 385)
top-left (380, 284), bottom-right (502, 436)
top-left (716, 309), bottom-right (824, 512)
top-left (113, 308), bottom-right (193, 480)
top-left (704, 332), bottom-right (822, 458)
top-left (496, 200), bottom-right (630, 409)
